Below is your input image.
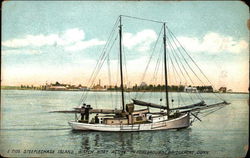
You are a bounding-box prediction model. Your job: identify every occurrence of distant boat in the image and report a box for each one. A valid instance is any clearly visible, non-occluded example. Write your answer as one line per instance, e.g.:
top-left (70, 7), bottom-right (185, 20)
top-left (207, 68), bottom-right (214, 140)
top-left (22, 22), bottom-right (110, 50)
top-left (52, 15), bottom-right (229, 131)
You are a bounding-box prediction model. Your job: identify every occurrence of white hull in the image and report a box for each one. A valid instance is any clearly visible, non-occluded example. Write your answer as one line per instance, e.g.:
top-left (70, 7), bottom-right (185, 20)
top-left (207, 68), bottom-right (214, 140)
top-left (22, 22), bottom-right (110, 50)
top-left (68, 113), bottom-right (190, 131)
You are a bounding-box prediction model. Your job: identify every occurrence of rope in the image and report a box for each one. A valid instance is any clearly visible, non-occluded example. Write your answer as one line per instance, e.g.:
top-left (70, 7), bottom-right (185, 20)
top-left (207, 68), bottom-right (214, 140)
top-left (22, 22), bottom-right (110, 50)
top-left (121, 15), bottom-right (164, 24)
top-left (167, 51), bottom-right (186, 107)
top-left (79, 17), bottom-right (120, 105)
top-left (165, 35), bottom-right (195, 103)
top-left (166, 35), bottom-right (203, 101)
top-left (135, 25), bottom-right (164, 99)
top-left (167, 28), bottom-right (225, 101)
top-left (123, 45), bottom-right (131, 101)
top-left (82, 33), bottom-right (119, 103)
top-left (143, 42), bottom-right (163, 103)
top-left (107, 53), bottom-right (114, 108)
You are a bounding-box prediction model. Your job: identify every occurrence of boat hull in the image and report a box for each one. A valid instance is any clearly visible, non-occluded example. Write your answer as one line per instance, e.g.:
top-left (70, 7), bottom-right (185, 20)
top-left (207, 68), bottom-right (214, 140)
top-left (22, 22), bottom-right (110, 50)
top-left (68, 113), bottom-right (190, 131)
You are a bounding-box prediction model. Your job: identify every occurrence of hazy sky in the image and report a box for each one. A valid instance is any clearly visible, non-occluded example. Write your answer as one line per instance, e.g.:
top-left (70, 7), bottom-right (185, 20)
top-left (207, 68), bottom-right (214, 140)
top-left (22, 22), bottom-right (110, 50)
top-left (1, 1), bottom-right (249, 92)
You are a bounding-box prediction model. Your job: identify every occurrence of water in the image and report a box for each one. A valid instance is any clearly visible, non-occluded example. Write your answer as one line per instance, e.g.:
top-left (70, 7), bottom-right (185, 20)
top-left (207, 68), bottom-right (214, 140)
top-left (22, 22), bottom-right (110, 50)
top-left (0, 90), bottom-right (248, 157)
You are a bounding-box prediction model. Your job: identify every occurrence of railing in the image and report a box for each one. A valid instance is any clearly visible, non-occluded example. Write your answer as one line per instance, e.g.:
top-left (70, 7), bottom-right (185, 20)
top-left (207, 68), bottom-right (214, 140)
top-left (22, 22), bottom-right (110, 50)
top-left (120, 124), bottom-right (140, 131)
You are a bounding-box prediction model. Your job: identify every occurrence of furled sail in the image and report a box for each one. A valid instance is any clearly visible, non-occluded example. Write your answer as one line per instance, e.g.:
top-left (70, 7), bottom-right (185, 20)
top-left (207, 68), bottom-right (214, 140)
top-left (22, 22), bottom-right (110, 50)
top-left (133, 99), bottom-right (207, 111)
top-left (170, 101), bottom-right (206, 110)
top-left (132, 99), bottom-right (168, 109)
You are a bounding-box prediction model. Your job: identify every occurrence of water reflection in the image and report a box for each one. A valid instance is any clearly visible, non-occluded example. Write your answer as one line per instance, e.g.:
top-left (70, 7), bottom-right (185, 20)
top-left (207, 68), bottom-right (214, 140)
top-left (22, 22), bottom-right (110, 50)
top-left (81, 135), bottom-right (90, 150)
top-left (70, 128), bottom-right (203, 157)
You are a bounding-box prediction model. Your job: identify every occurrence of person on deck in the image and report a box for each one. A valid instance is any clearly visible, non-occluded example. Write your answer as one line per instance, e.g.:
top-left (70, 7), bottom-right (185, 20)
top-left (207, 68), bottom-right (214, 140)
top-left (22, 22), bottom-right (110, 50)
top-left (95, 114), bottom-right (99, 123)
top-left (80, 103), bottom-right (86, 121)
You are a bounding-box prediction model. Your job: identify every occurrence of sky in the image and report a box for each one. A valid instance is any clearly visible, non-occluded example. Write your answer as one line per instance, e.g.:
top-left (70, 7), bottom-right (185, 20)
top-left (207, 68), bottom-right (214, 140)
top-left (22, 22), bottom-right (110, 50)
top-left (1, 1), bottom-right (249, 92)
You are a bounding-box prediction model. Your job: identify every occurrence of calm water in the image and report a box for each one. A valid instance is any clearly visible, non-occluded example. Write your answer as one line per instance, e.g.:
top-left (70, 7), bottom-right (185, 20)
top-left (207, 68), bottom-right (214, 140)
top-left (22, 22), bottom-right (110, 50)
top-left (0, 90), bottom-right (248, 157)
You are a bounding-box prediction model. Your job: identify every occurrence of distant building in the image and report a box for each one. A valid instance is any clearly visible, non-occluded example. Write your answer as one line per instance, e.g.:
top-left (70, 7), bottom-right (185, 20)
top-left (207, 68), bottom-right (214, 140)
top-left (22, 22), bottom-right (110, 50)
top-left (49, 86), bottom-right (67, 90)
top-left (184, 86), bottom-right (198, 93)
top-left (91, 79), bottom-right (106, 91)
top-left (196, 85), bottom-right (213, 92)
top-left (43, 81), bottom-right (89, 91)
top-left (219, 87), bottom-right (227, 93)
top-left (140, 82), bottom-right (147, 87)
top-left (46, 82), bottom-right (67, 90)
top-left (91, 84), bottom-right (106, 91)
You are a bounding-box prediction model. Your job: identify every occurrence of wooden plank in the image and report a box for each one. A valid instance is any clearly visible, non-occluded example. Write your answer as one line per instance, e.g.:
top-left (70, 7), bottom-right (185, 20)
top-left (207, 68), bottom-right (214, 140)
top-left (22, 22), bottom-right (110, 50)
top-left (132, 109), bottom-right (149, 115)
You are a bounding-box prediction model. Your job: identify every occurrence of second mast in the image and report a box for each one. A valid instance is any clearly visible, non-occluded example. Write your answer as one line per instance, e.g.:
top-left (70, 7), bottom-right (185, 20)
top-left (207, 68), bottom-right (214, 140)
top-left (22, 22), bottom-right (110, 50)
top-left (119, 16), bottom-right (125, 112)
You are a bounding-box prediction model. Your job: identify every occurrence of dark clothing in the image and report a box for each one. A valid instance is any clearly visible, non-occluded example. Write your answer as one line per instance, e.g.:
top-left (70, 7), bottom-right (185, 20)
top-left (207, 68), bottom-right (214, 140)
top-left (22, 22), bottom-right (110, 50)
top-left (95, 115), bottom-right (99, 123)
top-left (81, 113), bottom-right (85, 121)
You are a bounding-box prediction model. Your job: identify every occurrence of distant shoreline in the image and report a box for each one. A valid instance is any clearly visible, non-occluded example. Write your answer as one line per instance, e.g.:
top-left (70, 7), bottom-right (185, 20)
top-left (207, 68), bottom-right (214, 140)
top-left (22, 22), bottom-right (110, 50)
top-left (1, 88), bottom-right (248, 94)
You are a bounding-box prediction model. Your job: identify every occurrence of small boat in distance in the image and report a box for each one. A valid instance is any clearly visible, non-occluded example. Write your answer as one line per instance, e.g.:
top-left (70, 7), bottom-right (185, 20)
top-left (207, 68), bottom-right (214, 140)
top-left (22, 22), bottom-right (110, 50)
top-left (52, 15), bottom-right (230, 131)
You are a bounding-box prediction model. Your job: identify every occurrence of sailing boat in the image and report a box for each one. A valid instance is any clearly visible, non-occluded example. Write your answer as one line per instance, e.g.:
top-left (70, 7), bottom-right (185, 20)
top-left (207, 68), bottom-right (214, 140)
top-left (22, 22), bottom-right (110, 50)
top-left (52, 15), bottom-right (229, 131)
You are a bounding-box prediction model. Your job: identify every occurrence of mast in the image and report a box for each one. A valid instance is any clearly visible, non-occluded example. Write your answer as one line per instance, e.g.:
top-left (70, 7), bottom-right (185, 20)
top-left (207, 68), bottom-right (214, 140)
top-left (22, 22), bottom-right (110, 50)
top-left (119, 16), bottom-right (125, 112)
top-left (163, 23), bottom-right (170, 116)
